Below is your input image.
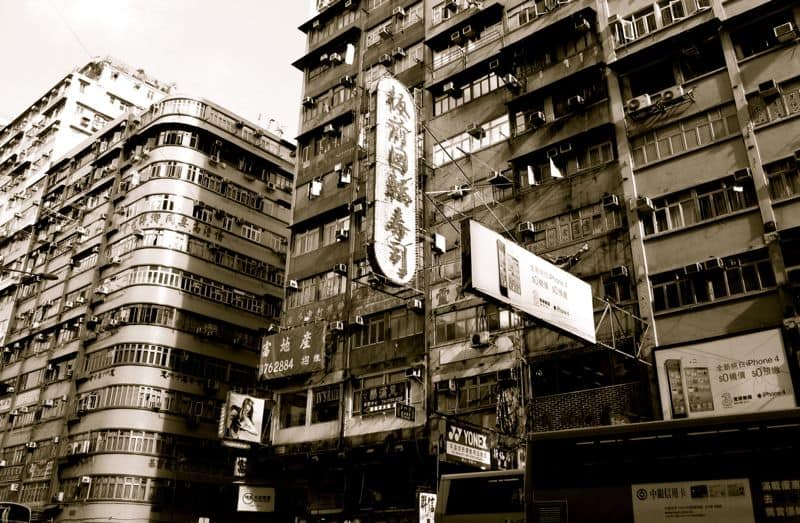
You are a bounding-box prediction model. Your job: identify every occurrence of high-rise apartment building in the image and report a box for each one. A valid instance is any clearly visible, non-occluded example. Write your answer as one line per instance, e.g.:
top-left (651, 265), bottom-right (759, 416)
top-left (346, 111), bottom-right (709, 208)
top-left (248, 0), bottom-right (800, 521)
top-left (0, 94), bottom-right (294, 521)
top-left (0, 57), bottom-right (175, 348)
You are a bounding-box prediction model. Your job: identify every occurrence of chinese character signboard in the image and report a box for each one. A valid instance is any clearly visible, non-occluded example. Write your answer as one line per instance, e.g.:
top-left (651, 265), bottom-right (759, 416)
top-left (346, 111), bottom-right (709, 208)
top-left (444, 420), bottom-right (491, 468)
top-left (395, 402), bottom-right (415, 421)
top-left (655, 329), bottom-right (795, 420)
top-left (361, 381), bottom-right (407, 415)
top-left (419, 492), bottom-right (437, 523)
top-left (461, 219), bottom-right (596, 344)
top-left (632, 479), bottom-right (754, 523)
top-left (370, 77), bottom-right (417, 286)
top-left (220, 392), bottom-right (270, 445)
top-left (259, 323), bottom-right (326, 380)
top-left (237, 485), bottom-right (276, 512)
top-left (760, 479), bottom-right (800, 519)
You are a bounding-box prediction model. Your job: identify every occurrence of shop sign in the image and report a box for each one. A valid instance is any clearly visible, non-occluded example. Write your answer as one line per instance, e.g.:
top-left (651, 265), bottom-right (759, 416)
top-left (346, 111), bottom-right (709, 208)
top-left (632, 479), bottom-right (753, 523)
top-left (259, 323), bottom-right (326, 380)
top-left (371, 77), bottom-right (417, 286)
top-left (419, 492), bottom-right (437, 523)
top-left (655, 329), bottom-right (795, 420)
top-left (445, 421), bottom-right (491, 468)
top-left (760, 479), bottom-right (800, 518)
top-left (219, 392), bottom-right (269, 444)
top-left (237, 485), bottom-right (275, 513)
top-left (461, 219), bottom-right (595, 344)
top-left (395, 402), bottom-right (415, 421)
top-left (361, 381), bottom-right (407, 415)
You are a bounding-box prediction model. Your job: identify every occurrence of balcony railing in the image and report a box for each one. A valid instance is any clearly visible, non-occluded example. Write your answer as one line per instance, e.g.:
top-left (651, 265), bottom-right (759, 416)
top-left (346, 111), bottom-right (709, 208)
top-left (612, 0), bottom-right (712, 48)
top-left (432, 23), bottom-right (503, 70)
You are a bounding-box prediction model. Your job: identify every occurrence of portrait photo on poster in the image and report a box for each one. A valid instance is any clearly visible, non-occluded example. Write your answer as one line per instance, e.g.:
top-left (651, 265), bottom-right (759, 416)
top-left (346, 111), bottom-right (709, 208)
top-left (224, 392), bottom-right (266, 444)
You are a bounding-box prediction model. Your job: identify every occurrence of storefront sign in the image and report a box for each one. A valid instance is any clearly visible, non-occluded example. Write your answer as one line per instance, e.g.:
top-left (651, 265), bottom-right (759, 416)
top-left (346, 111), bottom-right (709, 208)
top-left (259, 323), bottom-right (326, 380)
top-left (632, 479), bottom-right (754, 523)
top-left (371, 77), bottom-right (417, 286)
top-left (655, 329), bottom-right (795, 420)
top-left (760, 479), bottom-right (800, 518)
top-left (445, 421), bottom-right (491, 468)
top-left (419, 492), bottom-right (437, 523)
top-left (361, 381), bottom-right (407, 415)
top-left (220, 392), bottom-right (269, 444)
top-left (237, 485), bottom-right (275, 513)
top-left (461, 219), bottom-right (595, 344)
top-left (395, 402), bottom-right (415, 421)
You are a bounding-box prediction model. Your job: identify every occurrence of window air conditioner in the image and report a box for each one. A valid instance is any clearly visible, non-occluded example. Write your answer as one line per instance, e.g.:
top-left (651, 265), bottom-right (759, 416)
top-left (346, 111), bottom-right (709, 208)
top-left (331, 320), bottom-right (345, 331)
top-left (408, 298), bottom-right (424, 311)
top-left (392, 47), bottom-right (406, 59)
top-left (443, 81), bottom-right (461, 98)
top-left (449, 185), bottom-right (467, 199)
top-left (610, 265), bottom-right (629, 279)
top-left (518, 221), bottom-right (536, 235)
top-left (567, 95), bottom-right (586, 110)
top-left (287, 280), bottom-right (299, 291)
top-left (773, 22), bottom-right (797, 43)
top-left (528, 111), bottom-right (546, 127)
top-left (758, 80), bottom-right (780, 98)
top-left (625, 94), bottom-right (653, 114)
top-left (703, 258), bottom-right (724, 271)
top-left (504, 73), bottom-right (521, 91)
top-left (333, 263), bottom-right (348, 275)
top-left (81, 476), bottom-right (92, 484)
top-left (684, 263), bottom-right (702, 274)
top-left (393, 6), bottom-right (406, 17)
top-left (602, 194), bottom-right (620, 208)
top-left (353, 315), bottom-right (365, 326)
top-left (329, 53), bottom-right (344, 64)
top-left (731, 168), bottom-right (751, 181)
top-left (302, 97), bottom-right (315, 108)
top-left (466, 123), bottom-right (485, 139)
top-left (335, 227), bottom-right (350, 241)
top-left (379, 27), bottom-right (393, 40)
top-left (378, 54), bottom-right (393, 66)
top-left (471, 331), bottom-right (490, 347)
top-left (635, 196), bottom-right (654, 212)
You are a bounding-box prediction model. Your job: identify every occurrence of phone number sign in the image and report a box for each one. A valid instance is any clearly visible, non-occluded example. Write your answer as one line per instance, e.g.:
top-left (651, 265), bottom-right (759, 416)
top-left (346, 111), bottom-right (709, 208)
top-left (259, 323), bottom-right (326, 380)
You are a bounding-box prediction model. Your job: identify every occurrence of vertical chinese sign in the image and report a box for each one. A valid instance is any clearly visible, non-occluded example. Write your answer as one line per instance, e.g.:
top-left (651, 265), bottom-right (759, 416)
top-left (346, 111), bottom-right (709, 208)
top-left (371, 77), bottom-right (417, 286)
top-left (259, 323), bottom-right (327, 379)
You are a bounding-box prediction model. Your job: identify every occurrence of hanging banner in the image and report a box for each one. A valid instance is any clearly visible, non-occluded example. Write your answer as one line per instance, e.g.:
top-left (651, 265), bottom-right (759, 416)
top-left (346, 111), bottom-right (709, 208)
top-left (219, 392), bottom-right (270, 444)
top-left (461, 219), bottom-right (596, 344)
top-left (259, 323), bottom-right (326, 380)
top-left (370, 77), bottom-right (417, 286)
top-left (655, 329), bottom-right (795, 420)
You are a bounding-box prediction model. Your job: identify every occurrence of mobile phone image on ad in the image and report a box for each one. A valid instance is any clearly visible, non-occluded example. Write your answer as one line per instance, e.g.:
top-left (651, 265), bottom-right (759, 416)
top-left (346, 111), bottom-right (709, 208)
top-left (685, 366), bottom-right (714, 412)
top-left (665, 359), bottom-right (688, 418)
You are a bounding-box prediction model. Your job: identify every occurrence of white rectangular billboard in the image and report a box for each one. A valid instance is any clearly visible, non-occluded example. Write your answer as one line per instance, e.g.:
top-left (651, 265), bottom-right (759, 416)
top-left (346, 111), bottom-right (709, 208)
top-left (655, 329), bottom-right (795, 420)
top-left (461, 219), bottom-right (596, 344)
top-left (632, 479), bottom-right (754, 523)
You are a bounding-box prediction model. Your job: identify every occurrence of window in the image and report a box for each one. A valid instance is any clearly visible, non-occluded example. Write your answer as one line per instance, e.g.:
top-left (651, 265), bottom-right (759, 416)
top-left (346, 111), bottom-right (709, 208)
top-left (434, 73), bottom-right (507, 116)
top-left (748, 76), bottom-right (800, 127)
top-left (765, 158), bottom-right (800, 200)
top-left (280, 391), bottom-right (308, 428)
top-left (732, 10), bottom-right (797, 59)
top-left (630, 105), bottom-right (739, 167)
top-left (242, 224), bottom-right (263, 243)
top-left (642, 177), bottom-right (757, 235)
top-left (433, 115), bottom-right (509, 167)
top-left (311, 385), bottom-right (340, 423)
top-left (353, 315), bottom-right (386, 347)
top-left (651, 250), bottom-right (776, 312)
top-left (351, 371), bottom-right (407, 416)
top-left (434, 304), bottom-right (523, 344)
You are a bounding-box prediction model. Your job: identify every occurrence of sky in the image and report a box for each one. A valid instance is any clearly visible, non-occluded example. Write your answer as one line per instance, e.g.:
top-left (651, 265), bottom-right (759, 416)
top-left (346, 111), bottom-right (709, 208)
top-left (0, 0), bottom-right (310, 140)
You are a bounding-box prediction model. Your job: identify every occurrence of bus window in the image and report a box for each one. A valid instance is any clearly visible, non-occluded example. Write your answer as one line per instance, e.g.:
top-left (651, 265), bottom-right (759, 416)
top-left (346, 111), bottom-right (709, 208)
top-left (436, 470), bottom-right (524, 522)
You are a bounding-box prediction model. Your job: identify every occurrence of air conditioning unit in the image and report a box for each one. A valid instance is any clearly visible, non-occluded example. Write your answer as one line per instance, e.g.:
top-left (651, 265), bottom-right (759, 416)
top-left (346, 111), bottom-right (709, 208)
top-left (393, 6), bottom-right (406, 17)
top-left (43, 399), bottom-right (54, 407)
top-left (109, 255), bottom-right (122, 265)
top-left (466, 123), bottom-right (485, 139)
top-left (731, 168), bottom-right (751, 181)
top-left (322, 124), bottom-right (338, 137)
top-left (65, 300), bottom-right (74, 308)
top-left (684, 262), bottom-right (703, 274)
top-left (392, 47), bottom-right (406, 59)
top-left (312, 19), bottom-right (321, 29)
top-left (338, 167), bottom-right (352, 186)
top-left (602, 194), bottom-right (620, 208)
top-left (26, 442), bottom-right (37, 449)
top-left (444, 0), bottom-right (458, 12)
top-left (333, 263), bottom-right (348, 275)
top-left (336, 228), bottom-right (350, 241)
top-left (9, 483), bottom-right (19, 492)
top-left (503, 73), bottom-right (522, 92)
top-left (344, 0), bottom-right (356, 9)
top-left (450, 30), bottom-right (463, 43)
top-left (80, 476), bottom-right (92, 484)
top-left (518, 221), bottom-right (536, 236)
top-left (443, 81), bottom-right (461, 98)
top-left (266, 181), bottom-right (276, 191)
top-left (340, 75), bottom-right (355, 87)
top-left (0, 460), bottom-right (6, 467)
top-left (471, 331), bottom-right (490, 347)
top-left (449, 185), bottom-right (467, 199)
top-left (94, 285), bottom-right (110, 295)
top-left (528, 111), bottom-right (546, 127)
top-left (76, 296), bottom-right (86, 304)
top-left (87, 315), bottom-right (100, 324)
top-left (610, 265), bottom-right (629, 279)
top-left (329, 52), bottom-right (344, 64)
top-left (19, 406), bottom-right (29, 414)
top-left (559, 142), bottom-right (572, 154)
top-left (287, 280), bottom-right (299, 291)
top-left (626, 94), bottom-right (653, 114)
top-left (461, 25), bottom-right (475, 39)
top-left (408, 298), bottom-right (424, 311)
top-left (574, 16), bottom-right (591, 32)
top-left (378, 54), bottom-right (393, 66)
top-left (54, 492), bottom-right (64, 503)
top-left (379, 26), bottom-right (393, 39)
top-left (302, 97), bottom-right (315, 108)
top-left (406, 366), bottom-right (423, 379)
top-left (331, 320), bottom-right (346, 332)
top-left (657, 85), bottom-right (685, 104)
top-left (353, 315), bottom-right (365, 326)
top-left (635, 196), bottom-right (655, 212)
top-left (108, 318), bottom-right (119, 328)
top-left (546, 147), bottom-right (559, 158)
top-left (703, 258), bottom-right (724, 271)
top-left (758, 79), bottom-right (780, 98)
top-left (773, 22), bottom-right (797, 43)
top-left (567, 95), bottom-right (586, 110)
top-left (432, 233), bottom-right (446, 254)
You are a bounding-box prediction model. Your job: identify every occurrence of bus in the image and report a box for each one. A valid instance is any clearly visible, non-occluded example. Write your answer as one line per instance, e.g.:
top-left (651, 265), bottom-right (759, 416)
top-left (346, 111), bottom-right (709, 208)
top-left (0, 502), bottom-right (31, 523)
top-left (435, 469), bottom-right (524, 523)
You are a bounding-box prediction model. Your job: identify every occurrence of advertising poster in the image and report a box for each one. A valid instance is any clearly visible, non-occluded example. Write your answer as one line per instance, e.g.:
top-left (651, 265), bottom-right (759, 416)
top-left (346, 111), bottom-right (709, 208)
top-left (760, 479), bottom-right (800, 519)
top-left (461, 219), bottom-right (595, 344)
top-left (655, 329), bottom-right (795, 420)
top-left (632, 479), bottom-right (754, 523)
top-left (237, 485), bottom-right (275, 512)
top-left (419, 492), bottom-right (437, 523)
top-left (444, 420), bottom-right (491, 468)
top-left (259, 323), bottom-right (326, 380)
top-left (220, 392), bottom-right (269, 444)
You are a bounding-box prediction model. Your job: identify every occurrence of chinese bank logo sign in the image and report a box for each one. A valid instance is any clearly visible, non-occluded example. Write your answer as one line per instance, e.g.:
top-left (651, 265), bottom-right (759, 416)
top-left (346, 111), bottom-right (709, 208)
top-left (259, 323), bottom-right (326, 379)
top-left (371, 77), bottom-right (417, 286)
top-left (237, 485), bottom-right (275, 513)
